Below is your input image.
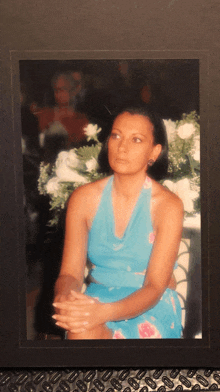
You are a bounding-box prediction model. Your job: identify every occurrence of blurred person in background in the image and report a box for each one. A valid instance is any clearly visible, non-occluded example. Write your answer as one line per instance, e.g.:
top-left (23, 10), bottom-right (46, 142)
top-left (31, 71), bottom-right (89, 163)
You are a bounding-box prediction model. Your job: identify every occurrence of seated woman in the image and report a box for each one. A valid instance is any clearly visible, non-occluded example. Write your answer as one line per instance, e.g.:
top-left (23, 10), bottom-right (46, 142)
top-left (52, 104), bottom-right (184, 339)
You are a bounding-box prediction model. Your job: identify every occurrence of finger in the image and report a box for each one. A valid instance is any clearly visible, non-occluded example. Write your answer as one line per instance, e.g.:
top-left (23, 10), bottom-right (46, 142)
top-left (53, 300), bottom-right (86, 309)
top-left (53, 303), bottom-right (73, 312)
top-left (53, 303), bottom-right (91, 315)
top-left (55, 321), bottom-right (70, 330)
top-left (53, 303), bottom-right (90, 314)
top-left (65, 301), bottom-right (94, 309)
top-left (56, 319), bottom-right (88, 331)
top-left (69, 298), bottom-right (95, 307)
top-left (53, 301), bottom-right (75, 309)
top-left (68, 298), bottom-right (96, 308)
top-left (53, 304), bottom-right (91, 317)
top-left (52, 314), bottom-right (89, 324)
top-left (58, 320), bottom-right (89, 332)
top-left (70, 291), bottom-right (95, 303)
top-left (57, 320), bottom-right (89, 332)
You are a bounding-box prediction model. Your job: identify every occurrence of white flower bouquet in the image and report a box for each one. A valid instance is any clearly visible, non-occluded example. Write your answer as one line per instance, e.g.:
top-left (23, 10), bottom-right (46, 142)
top-left (38, 112), bottom-right (200, 226)
top-left (162, 111), bottom-right (200, 215)
top-left (38, 124), bottom-right (105, 226)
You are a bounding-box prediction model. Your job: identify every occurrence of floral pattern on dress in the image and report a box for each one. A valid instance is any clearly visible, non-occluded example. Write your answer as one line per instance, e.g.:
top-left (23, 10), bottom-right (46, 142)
top-left (143, 176), bottom-right (152, 189)
top-left (113, 330), bottom-right (126, 339)
top-left (93, 297), bottom-right (100, 302)
top-left (149, 232), bottom-right (155, 244)
top-left (138, 320), bottom-right (162, 339)
top-left (135, 269), bottom-right (146, 276)
top-left (171, 296), bottom-right (176, 314)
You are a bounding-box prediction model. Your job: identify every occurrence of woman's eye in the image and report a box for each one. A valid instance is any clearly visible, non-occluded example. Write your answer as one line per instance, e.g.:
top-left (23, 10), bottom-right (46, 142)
top-left (133, 137), bottom-right (142, 143)
top-left (111, 133), bottom-right (120, 139)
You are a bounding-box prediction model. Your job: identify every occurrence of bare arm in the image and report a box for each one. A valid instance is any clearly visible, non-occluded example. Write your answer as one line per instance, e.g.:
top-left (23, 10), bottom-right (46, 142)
top-left (53, 186), bottom-right (89, 302)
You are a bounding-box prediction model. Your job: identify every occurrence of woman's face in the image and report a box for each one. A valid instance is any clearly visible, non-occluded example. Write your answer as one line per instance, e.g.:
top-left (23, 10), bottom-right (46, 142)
top-left (53, 76), bottom-right (72, 107)
top-left (108, 112), bottom-right (162, 176)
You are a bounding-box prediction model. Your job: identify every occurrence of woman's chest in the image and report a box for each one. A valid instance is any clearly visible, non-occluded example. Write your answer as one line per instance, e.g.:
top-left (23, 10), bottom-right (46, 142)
top-left (112, 199), bottom-right (139, 239)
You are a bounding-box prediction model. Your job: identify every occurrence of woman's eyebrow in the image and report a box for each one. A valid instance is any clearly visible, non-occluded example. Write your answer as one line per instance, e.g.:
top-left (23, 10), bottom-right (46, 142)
top-left (111, 128), bottom-right (122, 133)
top-left (111, 128), bottom-right (148, 138)
top-left (131, 132), bottom-right (148, 138)
top-left (132, 132), bottom-right (145, 135)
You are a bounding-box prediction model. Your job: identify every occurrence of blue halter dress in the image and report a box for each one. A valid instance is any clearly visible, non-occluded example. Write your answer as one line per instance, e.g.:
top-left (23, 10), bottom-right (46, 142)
top-left (85, 176), bottom-right (182, 339)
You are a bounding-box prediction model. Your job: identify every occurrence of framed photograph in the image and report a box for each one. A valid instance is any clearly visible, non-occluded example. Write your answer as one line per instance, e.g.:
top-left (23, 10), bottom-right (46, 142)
top-left (2, 48), bottom-right (219, 368)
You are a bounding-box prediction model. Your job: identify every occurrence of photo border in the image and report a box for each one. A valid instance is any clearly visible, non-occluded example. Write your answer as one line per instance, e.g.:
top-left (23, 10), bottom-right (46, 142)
top-left (2, 49), bottom-right (219, 368)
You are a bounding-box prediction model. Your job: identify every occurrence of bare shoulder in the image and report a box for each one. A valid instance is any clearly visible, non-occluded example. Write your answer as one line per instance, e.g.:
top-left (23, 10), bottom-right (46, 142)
top-left (69, 176), bottom-right (110, 201)
top-left (151, 179), bottom-right (184, 223)
top-left (67, 176), bottom-right (111, 215)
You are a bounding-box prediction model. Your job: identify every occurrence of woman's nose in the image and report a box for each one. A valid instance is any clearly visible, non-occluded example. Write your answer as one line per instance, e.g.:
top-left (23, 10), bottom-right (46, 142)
top-left (118, 138), bottom-right (128, 151)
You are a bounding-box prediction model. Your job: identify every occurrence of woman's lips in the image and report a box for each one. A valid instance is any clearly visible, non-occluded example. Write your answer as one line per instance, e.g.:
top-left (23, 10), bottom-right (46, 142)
top-left (115, 157), bottom-right (128, 163)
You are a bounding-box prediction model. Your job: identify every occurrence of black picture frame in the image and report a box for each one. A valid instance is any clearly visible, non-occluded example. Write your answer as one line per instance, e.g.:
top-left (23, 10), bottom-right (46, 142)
top-left (1, 0), bottom-right (220, 370)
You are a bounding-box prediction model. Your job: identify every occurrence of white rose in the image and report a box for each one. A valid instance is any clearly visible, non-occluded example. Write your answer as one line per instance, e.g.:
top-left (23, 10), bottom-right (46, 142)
top-left (192, 135), bottom-right (200, 162)
top-left (86, 157), bottom-right (98, 172)
top-left (56, 150), bottom-right (69, 166)
top-left (163, 119), bottom-right (176, 143)
top-left (177, 123), bottom-right (195, 139)
top-left (66, 149), bottom-right (80, 168)
top-left (84, 123), bottom-right (101, 141)
top-left (46, 177), bottom-right (60, 197)
top-left (163, 178), bottom-right (199, 213)
top-left (56, 149), bottom-right (79, 170)
top-left (56, 163), bottom-right (88, 183)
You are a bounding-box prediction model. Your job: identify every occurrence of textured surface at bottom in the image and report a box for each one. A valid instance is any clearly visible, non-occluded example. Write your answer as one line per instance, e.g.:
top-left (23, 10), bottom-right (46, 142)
top-left (1, 369), bottom-right (220, 392)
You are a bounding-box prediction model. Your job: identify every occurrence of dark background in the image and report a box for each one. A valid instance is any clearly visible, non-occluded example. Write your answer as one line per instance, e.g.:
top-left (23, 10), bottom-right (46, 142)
top-left (20, 58), bottom-right (199, 120)
top-left (1, 0), bottom-right (220, 371)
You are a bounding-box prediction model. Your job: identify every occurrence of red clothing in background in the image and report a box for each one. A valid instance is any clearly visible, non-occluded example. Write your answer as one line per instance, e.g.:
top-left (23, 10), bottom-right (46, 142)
top-left (34, 107), bottom-right (89, 145)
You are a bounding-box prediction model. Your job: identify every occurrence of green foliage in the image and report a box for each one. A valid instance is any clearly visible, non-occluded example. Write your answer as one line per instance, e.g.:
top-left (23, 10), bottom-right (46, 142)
top-left (77, 142), bottom-right (102, 162)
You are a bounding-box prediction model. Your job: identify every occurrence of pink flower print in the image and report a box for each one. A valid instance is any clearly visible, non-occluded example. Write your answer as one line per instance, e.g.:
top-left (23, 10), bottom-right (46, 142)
top-left (149, 232), bottom-right (155, 244)
top-left (138, 321), bottom-right (162, 339)
top-left (135, 269), bottom-right (146, 276)
top-left (171, 296), bottom-right (176, 314)
top-left (143, 176), bottom-right (152, 189)
top-left (170, 322), bottom-right (174, 329)
top-left (113, 330), bottom-right (126, 339)
top-left (92, 297), bottom-right (100, 302)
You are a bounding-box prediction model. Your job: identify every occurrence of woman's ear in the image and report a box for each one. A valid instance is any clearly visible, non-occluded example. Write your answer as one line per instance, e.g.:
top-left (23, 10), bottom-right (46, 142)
top-left (152, 144), bottom-right (162, 162)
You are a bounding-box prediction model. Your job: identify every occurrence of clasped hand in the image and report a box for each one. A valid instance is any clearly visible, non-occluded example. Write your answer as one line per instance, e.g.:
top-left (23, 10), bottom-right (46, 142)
top-left (52, 291), bottom-right (107, 334)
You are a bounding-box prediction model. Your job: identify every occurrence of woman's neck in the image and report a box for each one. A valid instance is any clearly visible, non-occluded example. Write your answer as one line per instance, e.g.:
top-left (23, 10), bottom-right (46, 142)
top-left (113, 172), bottom-right (147, 199)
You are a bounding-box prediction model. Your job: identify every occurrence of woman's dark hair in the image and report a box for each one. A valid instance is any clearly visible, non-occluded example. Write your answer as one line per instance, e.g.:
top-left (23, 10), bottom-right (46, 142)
top-left (98, 103), bottom-right (169, 181)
